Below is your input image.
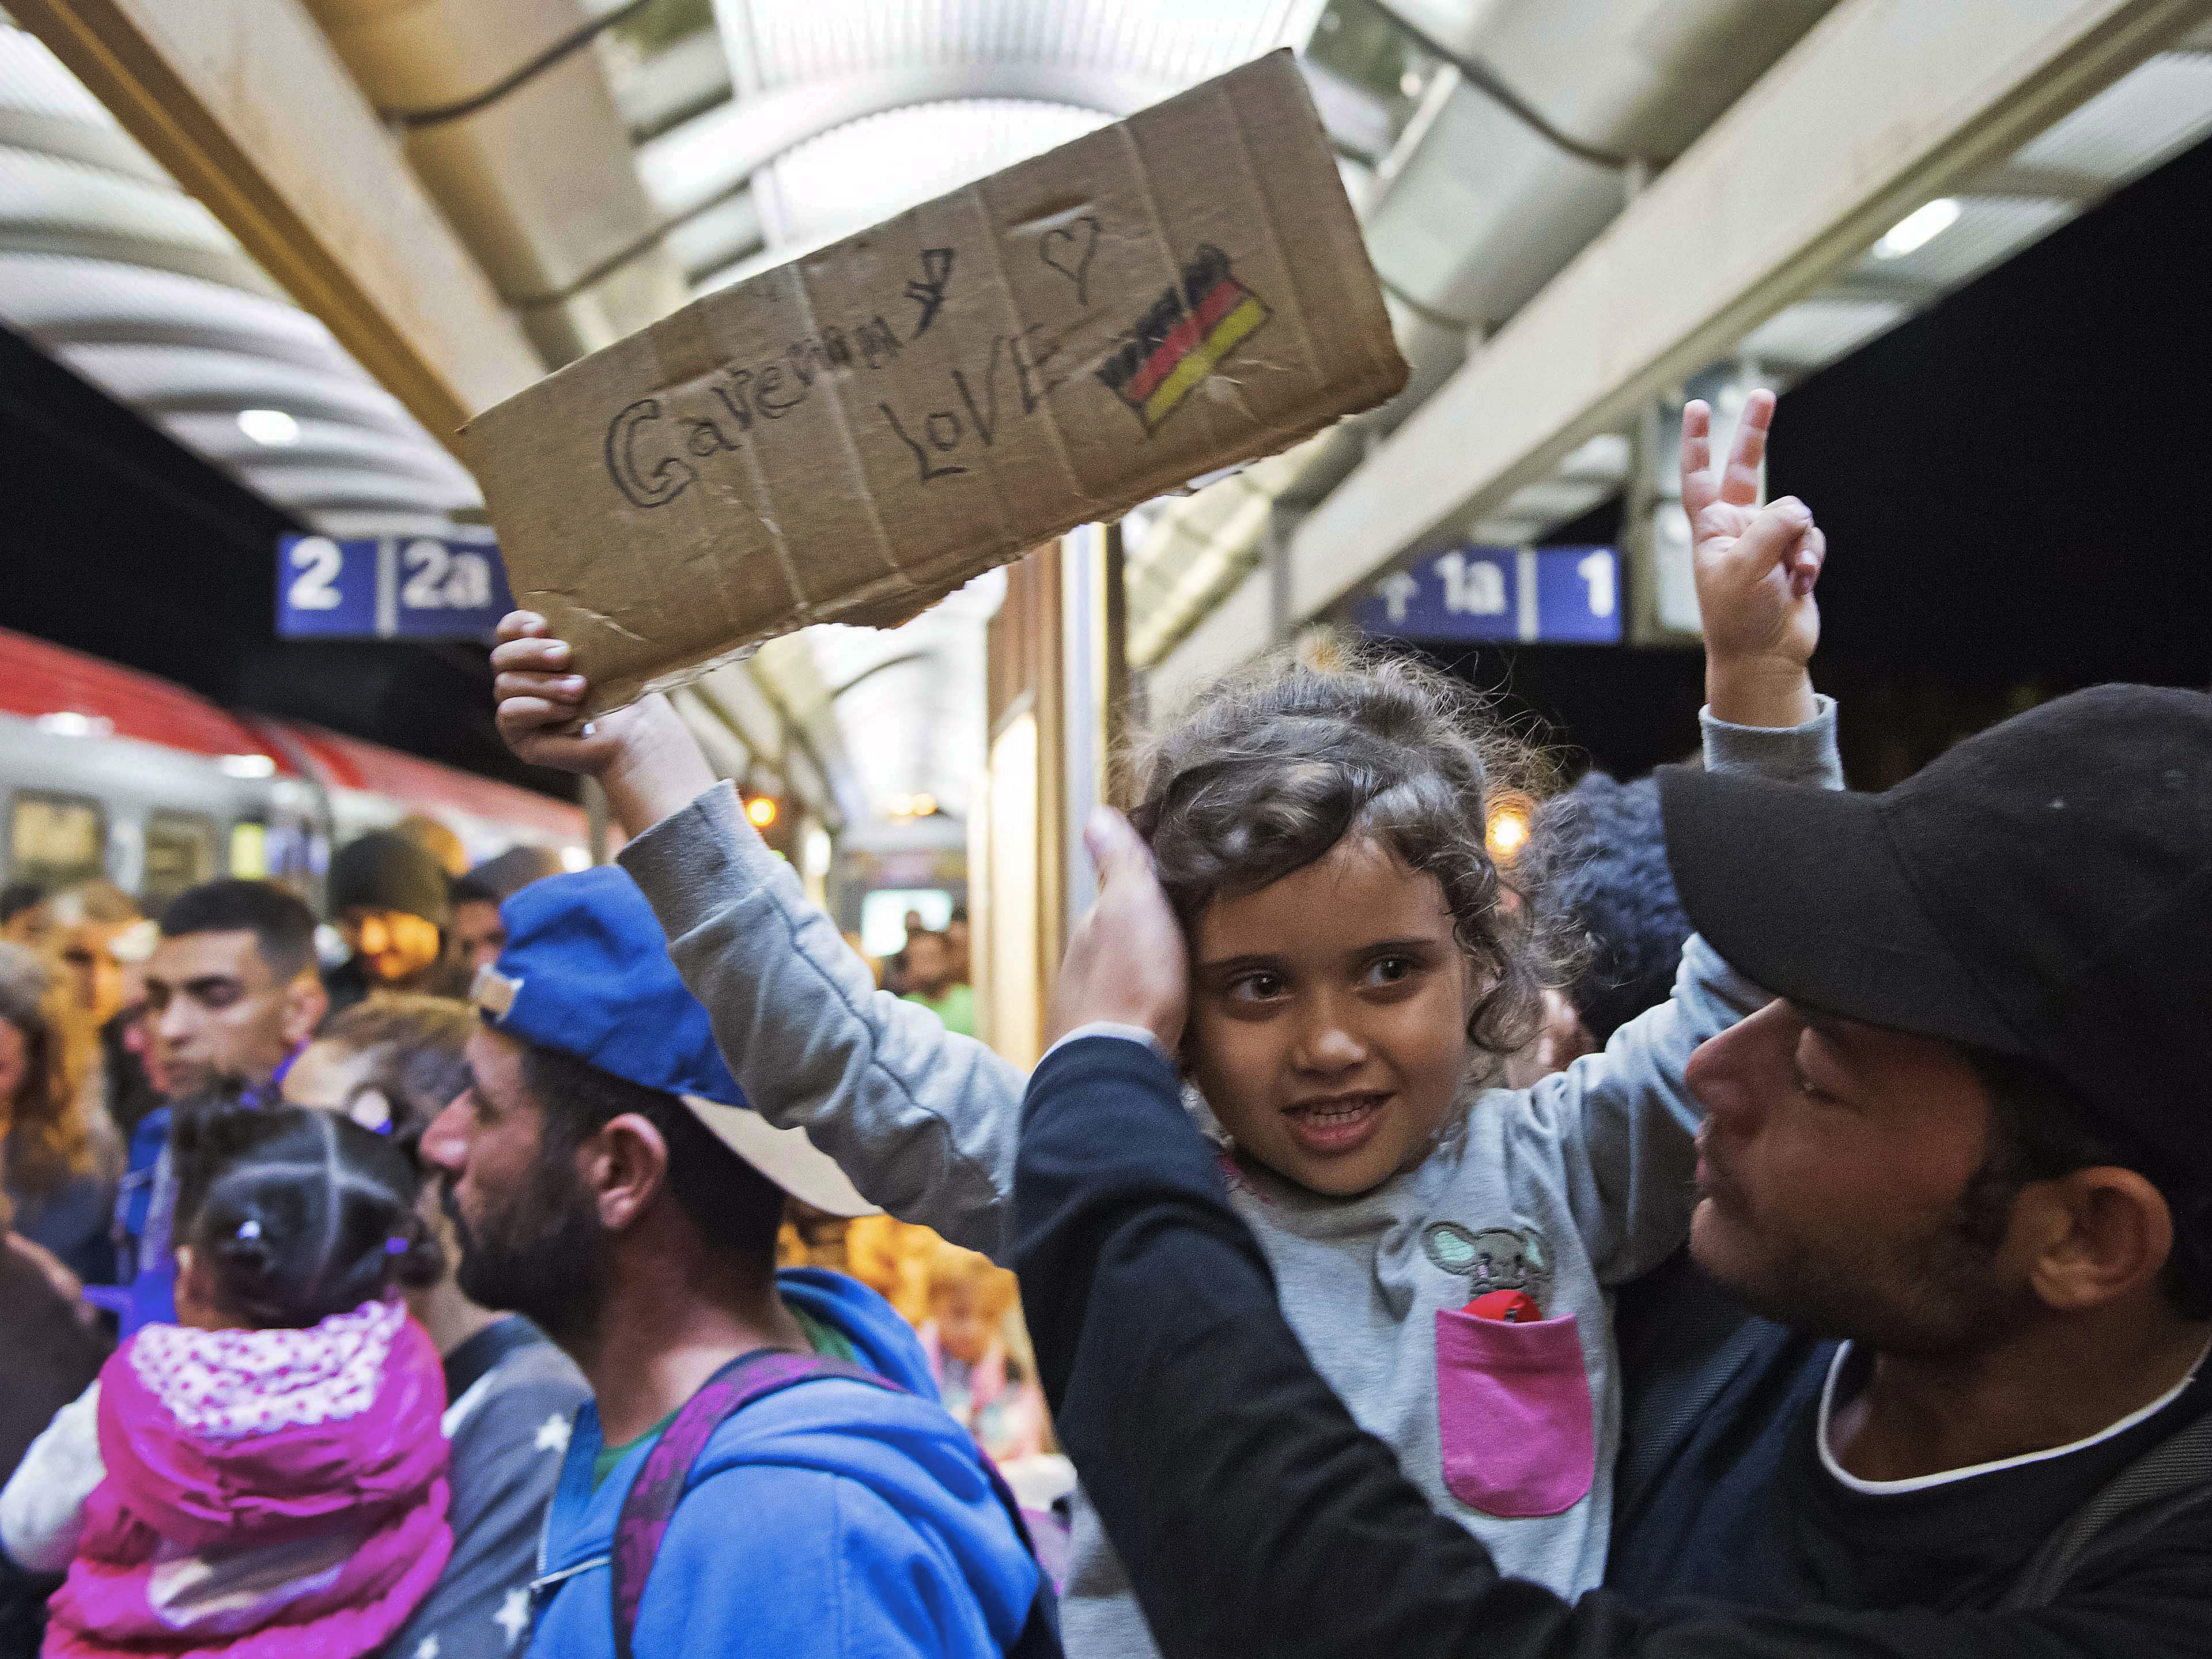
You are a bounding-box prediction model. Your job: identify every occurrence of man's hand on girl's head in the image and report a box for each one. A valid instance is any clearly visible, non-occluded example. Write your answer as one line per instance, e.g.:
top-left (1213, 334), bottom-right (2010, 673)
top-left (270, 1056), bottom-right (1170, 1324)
top-left (1682, 391), bottom-right (1825, 730)
top-left (1046, 808), bottom-right (1189, 1055)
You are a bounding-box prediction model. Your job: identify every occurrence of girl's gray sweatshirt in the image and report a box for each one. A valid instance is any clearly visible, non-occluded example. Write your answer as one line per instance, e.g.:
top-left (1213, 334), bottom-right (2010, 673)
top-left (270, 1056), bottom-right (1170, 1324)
top-left (617, 699), bottom-right (1842, 1658)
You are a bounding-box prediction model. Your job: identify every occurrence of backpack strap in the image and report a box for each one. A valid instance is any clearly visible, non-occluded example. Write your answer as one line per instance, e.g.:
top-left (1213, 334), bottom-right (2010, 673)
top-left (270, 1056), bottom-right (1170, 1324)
top-left (610, 1348), bottom-right (1062, 1659)
top-left (2000, 1402), bottom-right (2212, 1609)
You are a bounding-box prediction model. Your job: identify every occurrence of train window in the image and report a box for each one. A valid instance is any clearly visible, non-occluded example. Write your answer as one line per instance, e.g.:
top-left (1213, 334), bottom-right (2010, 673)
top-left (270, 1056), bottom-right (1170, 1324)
top-left (229, 821), bottom-right (269, 880)
top-left (9, 792), bottom-right (107, 889)
top-left (144, 811), bottom-right (218, 910)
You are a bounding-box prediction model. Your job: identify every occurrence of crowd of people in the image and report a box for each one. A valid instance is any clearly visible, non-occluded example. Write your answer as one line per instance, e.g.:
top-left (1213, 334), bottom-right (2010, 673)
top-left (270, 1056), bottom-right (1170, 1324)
top-left (0, 388), bottom-right (2205, 1658)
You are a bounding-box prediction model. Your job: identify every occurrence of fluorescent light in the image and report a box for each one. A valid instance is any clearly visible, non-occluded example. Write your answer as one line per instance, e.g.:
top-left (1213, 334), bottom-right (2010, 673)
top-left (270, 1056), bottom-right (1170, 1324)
top-left (238, 408), bottom-right (301, 446)
top-left (1874, 198), bottom-right (1960, 260)
top-left (217, 753), bottom-right (276, 779)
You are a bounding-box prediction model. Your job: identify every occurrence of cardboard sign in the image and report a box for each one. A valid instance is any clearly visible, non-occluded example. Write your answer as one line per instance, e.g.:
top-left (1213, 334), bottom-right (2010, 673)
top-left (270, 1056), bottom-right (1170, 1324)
top-left (460, 51), bottom-right (1408, 715)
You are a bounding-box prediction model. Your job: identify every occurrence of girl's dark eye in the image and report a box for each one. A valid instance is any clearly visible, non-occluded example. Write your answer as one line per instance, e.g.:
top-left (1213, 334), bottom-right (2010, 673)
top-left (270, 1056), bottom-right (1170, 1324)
top-left (1364, 954), bottom-right (1419, 988)
top-left (1227, 971), bottom-right (1287, 1004)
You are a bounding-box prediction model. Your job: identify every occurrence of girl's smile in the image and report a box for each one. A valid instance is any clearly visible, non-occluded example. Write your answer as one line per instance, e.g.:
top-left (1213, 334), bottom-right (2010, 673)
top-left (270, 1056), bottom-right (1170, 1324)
top-left (1189, 834), bottom-right (1477, 1197)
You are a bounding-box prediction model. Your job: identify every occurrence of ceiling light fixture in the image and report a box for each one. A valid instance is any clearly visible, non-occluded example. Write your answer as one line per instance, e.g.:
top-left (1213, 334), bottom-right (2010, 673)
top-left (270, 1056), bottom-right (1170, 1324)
top-left (238, 408), bottom-right (301, 446)
top-left (1873, 198), bottom-right (1960, 260)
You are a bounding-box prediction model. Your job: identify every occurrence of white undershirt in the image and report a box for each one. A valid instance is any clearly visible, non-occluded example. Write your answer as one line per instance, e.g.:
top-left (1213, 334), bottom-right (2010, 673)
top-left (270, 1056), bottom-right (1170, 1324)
top-left (1817, 1335), bottom-right (2212, 1495)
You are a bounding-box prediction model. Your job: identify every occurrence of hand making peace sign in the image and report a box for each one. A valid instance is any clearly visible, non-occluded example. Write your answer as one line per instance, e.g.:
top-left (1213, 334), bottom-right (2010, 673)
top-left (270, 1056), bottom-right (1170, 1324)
top-left (1682, 388), bottom-right (1825, 668)
top-left (1682, 390), bottom-right (1825, 727)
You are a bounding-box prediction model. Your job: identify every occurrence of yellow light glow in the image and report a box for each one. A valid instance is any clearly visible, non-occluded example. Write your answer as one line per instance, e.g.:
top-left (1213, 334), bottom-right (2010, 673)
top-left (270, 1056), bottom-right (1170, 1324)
top-left (912, 792), bottom-right (937, 818)
top-left (747, 796), bottom-right (778, 829)
top-left (1485, 802), bottom-right (1532, 863)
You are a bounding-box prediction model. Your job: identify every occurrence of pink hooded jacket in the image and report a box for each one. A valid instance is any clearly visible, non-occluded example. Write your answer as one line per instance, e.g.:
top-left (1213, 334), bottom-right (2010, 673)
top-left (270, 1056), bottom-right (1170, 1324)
top-left (44, 1299), bottom-right (453, 1659)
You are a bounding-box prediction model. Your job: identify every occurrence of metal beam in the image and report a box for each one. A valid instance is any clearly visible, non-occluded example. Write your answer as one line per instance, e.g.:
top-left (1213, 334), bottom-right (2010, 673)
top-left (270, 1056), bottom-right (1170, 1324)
top-left (1162, 0), bottom-right (2209, 688)
top-left (11, 0), bottom-right (542, 452)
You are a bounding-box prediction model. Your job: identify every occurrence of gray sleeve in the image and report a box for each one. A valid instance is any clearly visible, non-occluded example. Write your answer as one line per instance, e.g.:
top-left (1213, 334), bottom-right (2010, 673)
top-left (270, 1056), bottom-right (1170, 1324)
top-left (376, 1362), bottom-right (586, 1659)
top-left (1514, 696), bottom-right (1843, 1286)
top-left (619, 783), bottom-right (1029, 1260)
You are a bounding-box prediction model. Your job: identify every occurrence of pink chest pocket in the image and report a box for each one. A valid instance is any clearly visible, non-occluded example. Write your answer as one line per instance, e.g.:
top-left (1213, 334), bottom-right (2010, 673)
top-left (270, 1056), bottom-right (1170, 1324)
top-left (1434, 1307), bottom-right (1595, 1518)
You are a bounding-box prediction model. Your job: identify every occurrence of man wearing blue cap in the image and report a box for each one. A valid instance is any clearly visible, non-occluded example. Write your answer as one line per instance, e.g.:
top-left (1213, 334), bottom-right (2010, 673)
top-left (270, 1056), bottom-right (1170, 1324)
top-left (418, 868), bottom-right (1057, 1659)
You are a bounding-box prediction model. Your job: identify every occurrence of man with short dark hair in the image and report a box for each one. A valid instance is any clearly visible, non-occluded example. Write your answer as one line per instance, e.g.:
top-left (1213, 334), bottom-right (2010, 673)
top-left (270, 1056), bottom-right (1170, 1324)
top-left (118, 879), bottom-right (329, 1332)
top-left (419, 868), bottom-right (1055, 1659)
top-left (143, 879), bottom-right (325, 1102)
top-left (1013, 682), bottom-right (2212, 1658)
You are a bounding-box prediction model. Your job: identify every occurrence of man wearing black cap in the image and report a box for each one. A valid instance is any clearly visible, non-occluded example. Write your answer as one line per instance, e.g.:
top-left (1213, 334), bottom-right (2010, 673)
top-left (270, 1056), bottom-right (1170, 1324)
top-left (324, 828), bottom-right (459, 1014)
top-left (1010, 678), bottom-right (2212, 1659)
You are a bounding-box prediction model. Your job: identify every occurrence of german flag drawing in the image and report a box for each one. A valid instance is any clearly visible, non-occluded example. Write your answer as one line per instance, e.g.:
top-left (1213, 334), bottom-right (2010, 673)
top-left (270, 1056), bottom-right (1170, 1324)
top-left (1096, 245), bottom-right (1271, 432)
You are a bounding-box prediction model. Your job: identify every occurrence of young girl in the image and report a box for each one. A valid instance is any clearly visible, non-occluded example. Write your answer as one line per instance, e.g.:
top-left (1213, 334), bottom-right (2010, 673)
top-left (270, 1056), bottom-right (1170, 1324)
top-left (0, 1104), bottom-right (452, 1659)
top-left (921, 1239), bottom-right (1050, 1467)
top-left (490, 393), bottom-right (1839, 1653)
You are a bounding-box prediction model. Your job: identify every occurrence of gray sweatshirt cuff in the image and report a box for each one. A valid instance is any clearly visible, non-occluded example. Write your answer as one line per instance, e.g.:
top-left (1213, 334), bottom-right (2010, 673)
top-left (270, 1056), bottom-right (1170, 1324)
top-left (1699, 693), bottom-right (1842, 789)
top-left (617, 780), bottom-right (780, 932)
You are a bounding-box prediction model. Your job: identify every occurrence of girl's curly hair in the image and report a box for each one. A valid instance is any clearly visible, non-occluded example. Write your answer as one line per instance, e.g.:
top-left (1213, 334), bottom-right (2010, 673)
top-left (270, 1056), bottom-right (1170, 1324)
top-left (1127, 640), bottom-right (1555, 1059)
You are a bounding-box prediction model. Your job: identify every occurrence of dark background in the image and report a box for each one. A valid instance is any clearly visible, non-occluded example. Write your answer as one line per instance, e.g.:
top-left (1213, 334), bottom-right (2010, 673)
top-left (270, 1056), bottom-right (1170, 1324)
top-left (1413, 130), bottom-right (2212, 787)
top-left (0, 323), bottom-right (559, 795)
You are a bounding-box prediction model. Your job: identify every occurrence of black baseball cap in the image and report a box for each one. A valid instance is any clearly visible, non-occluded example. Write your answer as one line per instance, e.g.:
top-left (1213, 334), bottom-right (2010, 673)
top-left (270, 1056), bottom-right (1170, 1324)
top-left (1658, 685), bottom-right (2212, 1187)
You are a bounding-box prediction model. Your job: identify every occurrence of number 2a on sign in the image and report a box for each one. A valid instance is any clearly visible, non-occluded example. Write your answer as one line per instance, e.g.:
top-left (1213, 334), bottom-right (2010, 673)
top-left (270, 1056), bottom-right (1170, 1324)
top-left (401, 540), bottom-right (494, 610)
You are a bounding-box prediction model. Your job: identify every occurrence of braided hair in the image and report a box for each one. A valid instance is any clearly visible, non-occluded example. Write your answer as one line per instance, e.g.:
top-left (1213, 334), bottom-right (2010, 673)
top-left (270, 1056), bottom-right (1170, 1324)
top-left (1129, 641), bottom-right (1553, 1060)
top-left (173, 1103), bottom-right (437, 1329)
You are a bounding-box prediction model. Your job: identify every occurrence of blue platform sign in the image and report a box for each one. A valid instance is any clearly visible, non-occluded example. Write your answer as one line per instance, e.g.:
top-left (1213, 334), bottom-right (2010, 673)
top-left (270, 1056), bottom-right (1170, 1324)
top-left (1351, 545), bottom-right (1621, 645)
top-left (278, 535), bottom-right (513, 643)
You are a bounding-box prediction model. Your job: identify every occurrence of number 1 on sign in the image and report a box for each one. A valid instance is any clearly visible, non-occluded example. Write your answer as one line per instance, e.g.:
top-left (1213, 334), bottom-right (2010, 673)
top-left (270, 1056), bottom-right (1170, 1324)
top-left (1578, 550), bottom-right (1616, 618)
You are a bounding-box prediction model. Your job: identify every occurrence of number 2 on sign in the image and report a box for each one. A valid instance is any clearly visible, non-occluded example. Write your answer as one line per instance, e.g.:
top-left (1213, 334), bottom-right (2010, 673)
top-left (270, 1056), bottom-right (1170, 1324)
top-left (288, 538), bottom-right (343, 611)
top-left (400, 541), bottom-right (494, 610)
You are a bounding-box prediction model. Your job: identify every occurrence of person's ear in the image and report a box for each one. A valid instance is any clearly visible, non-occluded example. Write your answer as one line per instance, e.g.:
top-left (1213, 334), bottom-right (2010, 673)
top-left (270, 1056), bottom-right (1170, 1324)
top-left (588, 1113), bottom-right (671, 1232)
top-left (2016, 1167), bottom-right (2175, 1313)
top-left (283, 973), bottom-right (329, 1048)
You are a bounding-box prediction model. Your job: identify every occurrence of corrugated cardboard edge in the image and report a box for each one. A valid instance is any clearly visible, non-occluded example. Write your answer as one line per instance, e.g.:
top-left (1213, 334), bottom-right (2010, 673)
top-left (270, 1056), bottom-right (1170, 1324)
top-left (464, 50), bottom-right (1409, 715)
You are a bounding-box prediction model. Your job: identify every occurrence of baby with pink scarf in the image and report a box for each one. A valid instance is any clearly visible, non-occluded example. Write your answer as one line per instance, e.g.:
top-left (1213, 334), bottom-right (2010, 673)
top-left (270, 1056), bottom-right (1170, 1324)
top-left (1, 1105), bottom-right (452, 1659)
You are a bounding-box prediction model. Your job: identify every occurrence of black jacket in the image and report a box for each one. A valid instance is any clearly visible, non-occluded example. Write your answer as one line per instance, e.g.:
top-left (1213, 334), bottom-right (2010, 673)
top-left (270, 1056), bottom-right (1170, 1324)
top-left (1011, 1034), bottom-right (2212, 1659)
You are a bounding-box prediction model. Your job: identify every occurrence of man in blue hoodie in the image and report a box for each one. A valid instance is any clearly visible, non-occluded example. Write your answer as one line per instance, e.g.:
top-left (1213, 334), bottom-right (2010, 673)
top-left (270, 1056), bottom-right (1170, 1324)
top-left (418, 867), bottom-right (1053, 1658)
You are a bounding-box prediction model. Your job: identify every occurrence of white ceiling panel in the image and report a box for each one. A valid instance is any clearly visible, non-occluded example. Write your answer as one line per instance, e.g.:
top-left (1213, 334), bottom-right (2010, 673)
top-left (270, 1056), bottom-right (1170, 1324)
top-left (756, 97), bottom-right (1108, 245)
top-left (0, 22), bottom-right (481, 536)
top-left (2011, 50), bottom-right (2212, 184)
top-left (718, 0), bottom-right (1321, 93)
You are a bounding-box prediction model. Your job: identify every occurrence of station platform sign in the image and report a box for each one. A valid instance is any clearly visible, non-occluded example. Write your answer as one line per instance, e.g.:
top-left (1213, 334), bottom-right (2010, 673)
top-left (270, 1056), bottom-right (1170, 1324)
top-left (278, 535), bottom-right (513, 643)
top-left (1351, 545), bottom-right (1620, 645)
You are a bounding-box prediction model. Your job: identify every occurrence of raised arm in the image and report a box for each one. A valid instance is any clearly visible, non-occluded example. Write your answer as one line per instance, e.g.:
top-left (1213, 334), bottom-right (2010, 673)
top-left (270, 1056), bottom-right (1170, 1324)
top-left (1526, 391), bottom-right (1842, 1283)
top-left (493, 619), bottom-right (1031, 1259)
